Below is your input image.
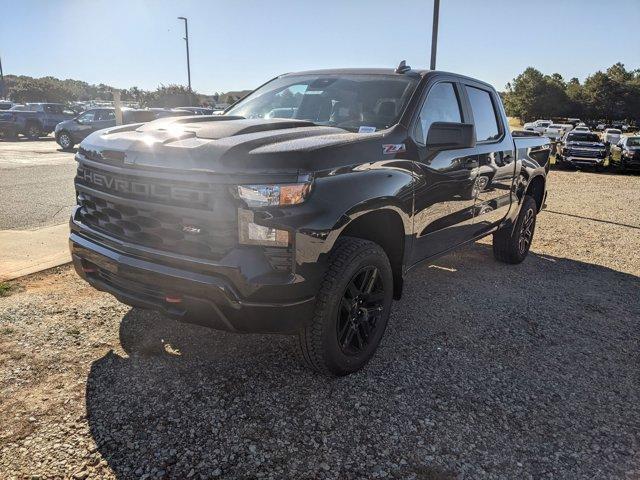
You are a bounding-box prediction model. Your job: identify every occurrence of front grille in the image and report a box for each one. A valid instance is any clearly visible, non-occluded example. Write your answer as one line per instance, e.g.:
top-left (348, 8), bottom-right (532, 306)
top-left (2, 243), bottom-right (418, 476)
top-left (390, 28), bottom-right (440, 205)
top-left (567, 149), bottom-right (602, 158)
top-left (77, 190), bottom-right (236, 260)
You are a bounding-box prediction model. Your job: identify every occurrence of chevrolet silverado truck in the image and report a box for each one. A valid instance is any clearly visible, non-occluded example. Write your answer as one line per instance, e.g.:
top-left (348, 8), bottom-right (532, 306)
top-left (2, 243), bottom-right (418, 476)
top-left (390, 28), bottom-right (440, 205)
top-left (0, 102), bottom-right (76, 139)
top-left (556, 131), bottom-right (607, 170)
top-left (69, 64), bottom-right (550, 376)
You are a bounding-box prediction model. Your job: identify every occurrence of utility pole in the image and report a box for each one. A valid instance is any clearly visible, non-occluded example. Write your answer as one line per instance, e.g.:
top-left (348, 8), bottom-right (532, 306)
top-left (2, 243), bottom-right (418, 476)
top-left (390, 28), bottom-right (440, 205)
top-left (430, 0), bottom-right (440, 70)
top-left (177, 17), bottom-right (192, 92)
top-left (0, 55), bottom-right (5, 99)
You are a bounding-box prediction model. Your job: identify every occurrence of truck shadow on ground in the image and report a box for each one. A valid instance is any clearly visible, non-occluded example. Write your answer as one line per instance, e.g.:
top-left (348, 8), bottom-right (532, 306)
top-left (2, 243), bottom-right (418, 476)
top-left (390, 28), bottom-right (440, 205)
top-left (85, 243), bottom-right (640, 479)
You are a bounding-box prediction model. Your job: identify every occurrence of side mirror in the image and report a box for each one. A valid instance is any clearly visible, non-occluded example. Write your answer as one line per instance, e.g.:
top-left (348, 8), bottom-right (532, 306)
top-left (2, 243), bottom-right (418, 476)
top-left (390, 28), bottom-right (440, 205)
top-left (426, 122), bottom-right (476, 150)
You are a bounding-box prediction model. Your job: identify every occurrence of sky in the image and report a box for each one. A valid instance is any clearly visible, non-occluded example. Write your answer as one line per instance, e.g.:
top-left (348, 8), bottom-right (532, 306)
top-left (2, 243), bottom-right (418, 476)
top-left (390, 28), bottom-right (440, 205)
top-left (1, 0), bottom-right (639, 94)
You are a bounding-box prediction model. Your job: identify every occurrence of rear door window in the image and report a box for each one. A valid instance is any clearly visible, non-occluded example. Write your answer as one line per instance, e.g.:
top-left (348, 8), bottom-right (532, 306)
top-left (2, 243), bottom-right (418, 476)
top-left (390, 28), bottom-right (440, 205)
top-left (96, 110), bottom-right (116, 121)
top-left (44, 104), bottom-right (63, 114)
top-left (414, 82), bottom-right (462, 144)
top-left (465, 86), bottom-right (500, 142)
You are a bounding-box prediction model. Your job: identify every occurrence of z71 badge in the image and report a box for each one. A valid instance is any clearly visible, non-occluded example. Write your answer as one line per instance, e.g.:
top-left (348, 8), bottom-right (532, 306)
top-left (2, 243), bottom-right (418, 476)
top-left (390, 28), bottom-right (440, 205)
top-left (382, 144), bottom-right (406, 155)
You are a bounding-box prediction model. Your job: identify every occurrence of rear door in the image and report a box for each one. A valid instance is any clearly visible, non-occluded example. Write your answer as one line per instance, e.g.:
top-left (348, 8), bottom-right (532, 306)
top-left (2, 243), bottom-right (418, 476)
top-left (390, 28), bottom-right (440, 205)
top-left (43, 104), bottom-right (64, 130)
top-left (409, 79), bottom-right (479, 263)
top-left (461, 83), bottom-right (516, 236)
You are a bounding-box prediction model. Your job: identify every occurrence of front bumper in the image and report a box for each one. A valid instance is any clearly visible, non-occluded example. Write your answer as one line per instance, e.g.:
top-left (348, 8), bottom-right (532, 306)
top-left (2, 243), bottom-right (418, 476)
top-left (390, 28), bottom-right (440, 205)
top-left (69, 211), bottom-right (320, 334)
top-left (560, 155), bottom-right (605, 166)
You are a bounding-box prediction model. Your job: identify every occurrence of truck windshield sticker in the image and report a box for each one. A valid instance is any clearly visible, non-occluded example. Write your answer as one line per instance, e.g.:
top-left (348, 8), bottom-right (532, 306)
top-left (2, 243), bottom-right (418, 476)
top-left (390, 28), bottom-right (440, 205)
top-left (358, 126), bottom-right (376, 133)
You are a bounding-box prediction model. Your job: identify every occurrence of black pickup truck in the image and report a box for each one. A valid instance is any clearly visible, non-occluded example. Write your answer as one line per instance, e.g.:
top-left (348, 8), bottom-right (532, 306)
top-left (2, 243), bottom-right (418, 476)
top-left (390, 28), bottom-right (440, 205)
top-left (69, 65), bottom-right (550, 375)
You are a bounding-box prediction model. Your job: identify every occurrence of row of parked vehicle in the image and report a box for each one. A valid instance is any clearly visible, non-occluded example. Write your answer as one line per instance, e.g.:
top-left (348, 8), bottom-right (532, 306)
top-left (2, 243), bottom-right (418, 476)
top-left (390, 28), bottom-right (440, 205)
top-left (0, 102), bottom-right (220, 149)
top-left (523, 118), bottom-right (639, 172)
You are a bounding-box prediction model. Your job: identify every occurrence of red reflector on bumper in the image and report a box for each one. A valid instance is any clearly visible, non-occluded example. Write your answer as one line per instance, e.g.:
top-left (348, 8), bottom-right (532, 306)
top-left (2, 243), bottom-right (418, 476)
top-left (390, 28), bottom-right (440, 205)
top-left (165, 295), bottom-right (183, 304)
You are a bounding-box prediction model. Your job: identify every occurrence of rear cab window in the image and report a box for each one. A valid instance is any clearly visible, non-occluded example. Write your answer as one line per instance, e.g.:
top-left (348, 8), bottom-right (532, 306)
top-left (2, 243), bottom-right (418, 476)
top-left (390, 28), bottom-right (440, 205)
top-left (464, 85), bottom-right (501, 142)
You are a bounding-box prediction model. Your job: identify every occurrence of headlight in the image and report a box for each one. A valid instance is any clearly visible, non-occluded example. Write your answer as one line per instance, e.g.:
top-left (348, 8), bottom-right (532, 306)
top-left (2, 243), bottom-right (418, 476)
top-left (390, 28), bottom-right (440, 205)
top-left (623, 150), bottom-right (634, 157)
top-left (237, 182), bottom-right (311, 207)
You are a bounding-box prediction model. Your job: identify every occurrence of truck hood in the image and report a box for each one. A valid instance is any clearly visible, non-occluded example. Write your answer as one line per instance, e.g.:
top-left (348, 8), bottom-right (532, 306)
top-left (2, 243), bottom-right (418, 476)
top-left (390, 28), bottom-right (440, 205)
top-left (79, 116), bottom-right (391, 175)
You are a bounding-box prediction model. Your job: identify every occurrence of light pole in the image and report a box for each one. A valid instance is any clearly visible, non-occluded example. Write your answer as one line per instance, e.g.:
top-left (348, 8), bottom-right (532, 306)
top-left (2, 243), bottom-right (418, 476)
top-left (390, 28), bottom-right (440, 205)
top-left (177, 17), bottom-right (192, 92)
top-left (0, 55), bottom-right (5, 99)
top-left (430, 0), bottom-right (440, 70)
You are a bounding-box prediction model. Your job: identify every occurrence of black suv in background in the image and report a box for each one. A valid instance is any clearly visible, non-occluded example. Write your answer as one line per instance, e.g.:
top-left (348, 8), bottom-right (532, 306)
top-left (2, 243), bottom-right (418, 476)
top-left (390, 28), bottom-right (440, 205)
top-left (54, 108), bottom-right (189, 150)
top-left (556, 131), bottom-right (607, 170)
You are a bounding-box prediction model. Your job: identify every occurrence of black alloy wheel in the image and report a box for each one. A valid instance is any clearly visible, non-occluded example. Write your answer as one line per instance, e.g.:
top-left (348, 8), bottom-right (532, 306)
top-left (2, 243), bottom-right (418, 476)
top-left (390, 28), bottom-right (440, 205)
top-left (337, 265), bottom-right (385, 356)
top-left (518, 206), bottom-right (535, 256)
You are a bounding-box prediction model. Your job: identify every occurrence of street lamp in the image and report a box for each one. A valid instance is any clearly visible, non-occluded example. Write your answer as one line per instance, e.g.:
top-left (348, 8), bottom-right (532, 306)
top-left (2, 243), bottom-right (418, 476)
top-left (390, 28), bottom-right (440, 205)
top-left (430, 0), bottom-right (440, 70)
top-left (177, 17), bottom-right (192, 92)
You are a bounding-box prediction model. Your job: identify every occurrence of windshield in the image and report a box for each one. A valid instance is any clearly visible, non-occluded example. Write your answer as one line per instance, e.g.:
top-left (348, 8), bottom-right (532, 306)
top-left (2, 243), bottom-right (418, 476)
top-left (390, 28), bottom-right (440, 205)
top-left (607, 129), bottom-right (621, 134)
top-left (626, 137), bottom-right (640, 147)
top-left (567, 133), bottom-right (600, 142)
top-left (226, 74), bottom-right (420, 132)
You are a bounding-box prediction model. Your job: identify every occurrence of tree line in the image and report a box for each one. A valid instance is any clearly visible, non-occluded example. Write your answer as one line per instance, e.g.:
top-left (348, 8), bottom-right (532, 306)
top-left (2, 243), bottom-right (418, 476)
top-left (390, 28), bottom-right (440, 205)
top-left (0, 74), bottom-right (248, 107)
top-left (503, 63), bottom-right (640, 123)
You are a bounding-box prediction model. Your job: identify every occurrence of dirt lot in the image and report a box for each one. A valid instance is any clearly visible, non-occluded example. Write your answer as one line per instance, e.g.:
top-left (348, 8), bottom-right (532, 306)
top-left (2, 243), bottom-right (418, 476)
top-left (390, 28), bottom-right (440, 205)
top-left (0, 170), bottom-right (639, 479)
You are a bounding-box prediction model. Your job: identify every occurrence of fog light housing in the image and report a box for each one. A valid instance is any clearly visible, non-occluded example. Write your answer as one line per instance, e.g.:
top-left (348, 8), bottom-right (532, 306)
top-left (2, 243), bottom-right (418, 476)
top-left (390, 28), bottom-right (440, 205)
top-left (238, 209), bottom-right (289, 247)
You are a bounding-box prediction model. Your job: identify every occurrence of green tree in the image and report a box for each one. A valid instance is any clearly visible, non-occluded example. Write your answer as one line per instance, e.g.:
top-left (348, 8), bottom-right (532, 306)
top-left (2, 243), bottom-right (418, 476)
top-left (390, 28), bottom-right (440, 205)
top-left (503, 68), bottom-right (570, 121)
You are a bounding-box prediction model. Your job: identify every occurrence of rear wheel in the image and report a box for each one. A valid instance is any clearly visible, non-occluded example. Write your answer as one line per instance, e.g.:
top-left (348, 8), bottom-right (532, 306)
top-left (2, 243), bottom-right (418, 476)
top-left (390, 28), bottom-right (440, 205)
top-left (297, 237), bottom-right (393, 376)
top-left (493, 195), bottom-right (537, 264)
top-left (25, 122), bottom-right (41, 140)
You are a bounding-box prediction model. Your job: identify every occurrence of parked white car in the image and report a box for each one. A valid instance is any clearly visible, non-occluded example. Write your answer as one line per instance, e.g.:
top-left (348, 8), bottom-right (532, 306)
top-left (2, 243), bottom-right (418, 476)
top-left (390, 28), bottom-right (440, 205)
top-left (544, 124), bottom-right (572, 141)
top-left (523, 119), bottom-right (552, 134)
top-left (573, 126), bottom-right (591, 133)
top-left (603, 128), bottom-right (622, 145)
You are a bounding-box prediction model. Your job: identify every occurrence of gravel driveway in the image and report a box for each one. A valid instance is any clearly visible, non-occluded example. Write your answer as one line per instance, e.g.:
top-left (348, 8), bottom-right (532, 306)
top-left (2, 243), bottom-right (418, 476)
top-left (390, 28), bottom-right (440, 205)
top-left (1, 170), bottom-right (638, 479)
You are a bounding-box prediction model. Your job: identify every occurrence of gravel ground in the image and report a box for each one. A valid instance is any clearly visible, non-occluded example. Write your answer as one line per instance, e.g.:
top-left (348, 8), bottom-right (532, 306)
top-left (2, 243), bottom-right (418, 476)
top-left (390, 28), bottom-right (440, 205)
top-left (0, 170), bottom-right (639, 479)
top-left (0, 137), bottom-right (76, 230)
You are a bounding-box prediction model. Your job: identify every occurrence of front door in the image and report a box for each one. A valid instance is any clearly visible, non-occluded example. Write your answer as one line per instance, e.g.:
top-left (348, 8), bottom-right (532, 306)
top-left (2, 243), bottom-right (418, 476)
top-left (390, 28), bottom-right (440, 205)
top-left (410, 81), bottom-right (479, 264)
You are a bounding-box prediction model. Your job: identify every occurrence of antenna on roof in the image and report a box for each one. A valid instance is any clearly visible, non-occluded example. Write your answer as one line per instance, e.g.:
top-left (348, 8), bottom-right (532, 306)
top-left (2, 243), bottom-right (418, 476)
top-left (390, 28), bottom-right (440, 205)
top-left (395, 60), bottom-right (411, 74)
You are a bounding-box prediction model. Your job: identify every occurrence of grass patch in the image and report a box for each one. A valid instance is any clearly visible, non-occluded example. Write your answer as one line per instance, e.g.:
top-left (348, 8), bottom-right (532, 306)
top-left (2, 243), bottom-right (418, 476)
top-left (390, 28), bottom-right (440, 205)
top-left (0, 282), bottom-right (12, 297)
top-left (508, 117), bottom-right (523, 131)
top-left (1, 327), bottom-right (15, 335)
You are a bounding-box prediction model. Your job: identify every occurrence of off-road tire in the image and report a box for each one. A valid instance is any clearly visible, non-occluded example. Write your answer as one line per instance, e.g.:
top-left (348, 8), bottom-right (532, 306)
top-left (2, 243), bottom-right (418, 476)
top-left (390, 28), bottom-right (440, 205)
top-left (493, 195), bottom-right (537, 264)
top-left (297, 237), bottom-right (393, 376)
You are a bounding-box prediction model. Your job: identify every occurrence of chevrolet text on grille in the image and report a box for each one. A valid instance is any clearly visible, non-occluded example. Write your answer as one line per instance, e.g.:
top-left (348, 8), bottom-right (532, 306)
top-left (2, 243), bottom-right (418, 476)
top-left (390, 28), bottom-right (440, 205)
top-left (80, 167), bottom-right (209, 203)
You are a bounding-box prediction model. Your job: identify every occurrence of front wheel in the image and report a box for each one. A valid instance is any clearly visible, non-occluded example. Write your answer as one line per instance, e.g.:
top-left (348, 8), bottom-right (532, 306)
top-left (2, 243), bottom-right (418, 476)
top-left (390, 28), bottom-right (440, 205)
top-left (493, 195), bottom-right (537, 264)
top-left (297, 237), bottom-right (393, 376)
top-left (57, 131), bottom-right (74, 150)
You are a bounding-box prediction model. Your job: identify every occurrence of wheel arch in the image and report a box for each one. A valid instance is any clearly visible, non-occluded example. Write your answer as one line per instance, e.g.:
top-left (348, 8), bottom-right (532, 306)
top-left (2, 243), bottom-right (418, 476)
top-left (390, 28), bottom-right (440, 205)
top-left (338, 208), bottom-right (406, 300)
top-left (525, 175), bottom-right (546, 212)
